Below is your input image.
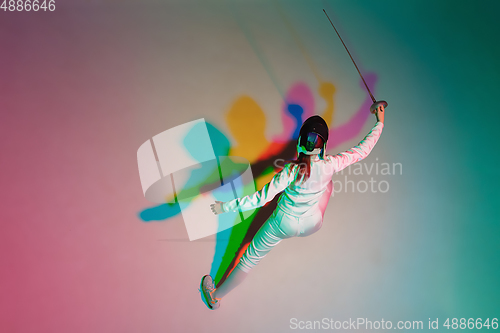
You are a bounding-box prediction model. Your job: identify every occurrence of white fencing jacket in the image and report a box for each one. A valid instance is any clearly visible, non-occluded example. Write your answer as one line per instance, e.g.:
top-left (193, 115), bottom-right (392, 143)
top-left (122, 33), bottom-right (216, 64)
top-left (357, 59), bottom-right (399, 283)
top-left (222, 121), bottom-right (384, 217)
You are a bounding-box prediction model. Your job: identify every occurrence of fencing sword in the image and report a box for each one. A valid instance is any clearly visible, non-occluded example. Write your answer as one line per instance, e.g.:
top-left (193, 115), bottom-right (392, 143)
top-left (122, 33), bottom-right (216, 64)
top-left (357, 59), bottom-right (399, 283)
top-left (323, 9), bottom-right (387, 114)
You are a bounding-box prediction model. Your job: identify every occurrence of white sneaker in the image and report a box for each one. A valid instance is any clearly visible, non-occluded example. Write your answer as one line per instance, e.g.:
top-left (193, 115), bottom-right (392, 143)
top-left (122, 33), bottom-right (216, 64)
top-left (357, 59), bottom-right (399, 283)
top-left (200, 275), bottom-right (220, 310)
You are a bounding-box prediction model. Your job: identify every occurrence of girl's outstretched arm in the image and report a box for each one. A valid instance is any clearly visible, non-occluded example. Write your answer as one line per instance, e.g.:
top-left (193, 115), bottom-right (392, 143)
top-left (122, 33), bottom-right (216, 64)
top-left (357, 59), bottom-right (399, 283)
top-left (210, 163), bottom-right (298, 215)
top-left (326, 105), bottom-right (385, 173)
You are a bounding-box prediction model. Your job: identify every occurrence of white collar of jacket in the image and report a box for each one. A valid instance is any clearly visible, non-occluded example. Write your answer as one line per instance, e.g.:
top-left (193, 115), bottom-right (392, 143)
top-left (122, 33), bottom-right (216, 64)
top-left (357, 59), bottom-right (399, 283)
top-left (297, 144), bottom-right (322, 155)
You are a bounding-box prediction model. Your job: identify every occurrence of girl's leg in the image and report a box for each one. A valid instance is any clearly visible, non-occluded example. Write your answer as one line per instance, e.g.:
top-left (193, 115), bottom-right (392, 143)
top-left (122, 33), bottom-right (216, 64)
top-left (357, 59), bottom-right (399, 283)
top-left (213, 265), bottom-right (248, 299)
top-left (213, 209), bottom-right (291, 299)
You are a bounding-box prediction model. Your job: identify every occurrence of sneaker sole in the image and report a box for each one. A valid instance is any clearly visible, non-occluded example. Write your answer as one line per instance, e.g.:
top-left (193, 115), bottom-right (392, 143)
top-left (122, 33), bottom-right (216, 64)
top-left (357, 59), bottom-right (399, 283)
top-left (200, 275), bottom-right (216, 310)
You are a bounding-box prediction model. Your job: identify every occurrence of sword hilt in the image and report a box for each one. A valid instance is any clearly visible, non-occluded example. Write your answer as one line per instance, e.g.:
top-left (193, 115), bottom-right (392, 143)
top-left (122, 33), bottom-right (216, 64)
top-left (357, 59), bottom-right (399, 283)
top-left (370, 100), bottom-right (388, 114)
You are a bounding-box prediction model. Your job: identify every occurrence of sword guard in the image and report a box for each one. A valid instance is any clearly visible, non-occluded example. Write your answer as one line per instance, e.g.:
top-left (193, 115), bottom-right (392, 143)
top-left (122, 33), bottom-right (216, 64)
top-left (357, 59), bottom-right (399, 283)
top-left (370, 100), bottom-right (388, 114)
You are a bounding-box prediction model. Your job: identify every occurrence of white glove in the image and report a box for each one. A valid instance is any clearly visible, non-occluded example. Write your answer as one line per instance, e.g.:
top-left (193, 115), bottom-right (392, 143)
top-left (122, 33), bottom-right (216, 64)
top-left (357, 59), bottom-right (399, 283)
top-left (210, 201), bottom-right (225, 215)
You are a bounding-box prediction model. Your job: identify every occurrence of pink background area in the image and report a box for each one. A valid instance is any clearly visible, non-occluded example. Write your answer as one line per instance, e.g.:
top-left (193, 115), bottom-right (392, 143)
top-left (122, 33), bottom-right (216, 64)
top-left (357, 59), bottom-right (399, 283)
top-left (1, 1), bottom-right (499, 332)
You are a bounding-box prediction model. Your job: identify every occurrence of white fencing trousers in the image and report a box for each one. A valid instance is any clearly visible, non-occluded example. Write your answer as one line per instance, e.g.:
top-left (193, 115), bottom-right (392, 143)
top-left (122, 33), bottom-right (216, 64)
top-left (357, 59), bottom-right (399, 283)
top-left (236, 207), bottom-right (323, 273)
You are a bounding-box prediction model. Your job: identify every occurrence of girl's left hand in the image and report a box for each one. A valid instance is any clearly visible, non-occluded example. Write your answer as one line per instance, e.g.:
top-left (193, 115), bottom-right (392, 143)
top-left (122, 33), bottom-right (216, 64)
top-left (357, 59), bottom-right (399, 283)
top-left (210, 201), bottom-right (225, 215)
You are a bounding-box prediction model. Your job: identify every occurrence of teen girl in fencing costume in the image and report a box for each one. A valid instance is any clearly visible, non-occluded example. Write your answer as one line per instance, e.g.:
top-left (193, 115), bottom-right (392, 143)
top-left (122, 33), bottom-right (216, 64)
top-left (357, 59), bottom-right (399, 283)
top-left (200, 105), bottom-right (385, 310)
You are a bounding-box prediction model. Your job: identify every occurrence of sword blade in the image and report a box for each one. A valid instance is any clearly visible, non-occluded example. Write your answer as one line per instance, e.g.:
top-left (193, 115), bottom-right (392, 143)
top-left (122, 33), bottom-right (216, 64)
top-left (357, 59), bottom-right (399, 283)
top-left (323, 9), bottom-right (376, 104)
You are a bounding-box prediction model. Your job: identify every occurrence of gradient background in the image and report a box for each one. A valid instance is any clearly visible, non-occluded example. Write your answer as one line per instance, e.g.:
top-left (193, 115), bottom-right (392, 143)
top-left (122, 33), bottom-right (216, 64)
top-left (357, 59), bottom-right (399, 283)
top-left (1, 0), bottom-right (499, 332)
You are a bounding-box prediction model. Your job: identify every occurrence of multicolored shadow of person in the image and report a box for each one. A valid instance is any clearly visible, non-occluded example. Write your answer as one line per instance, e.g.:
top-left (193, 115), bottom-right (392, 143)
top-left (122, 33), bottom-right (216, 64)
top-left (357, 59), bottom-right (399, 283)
top-left (137, 75), bottom-right (378, 288)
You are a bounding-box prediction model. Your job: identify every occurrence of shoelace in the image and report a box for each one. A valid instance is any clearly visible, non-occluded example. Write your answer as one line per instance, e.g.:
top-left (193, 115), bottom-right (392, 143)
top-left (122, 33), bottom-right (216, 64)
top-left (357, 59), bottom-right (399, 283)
top-left (209, 289), bottom-right (221, 303)
top-left (200, 285), bottom-right (220, 305)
